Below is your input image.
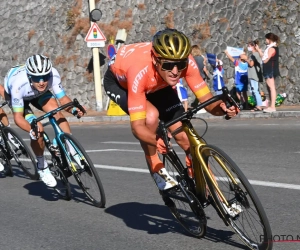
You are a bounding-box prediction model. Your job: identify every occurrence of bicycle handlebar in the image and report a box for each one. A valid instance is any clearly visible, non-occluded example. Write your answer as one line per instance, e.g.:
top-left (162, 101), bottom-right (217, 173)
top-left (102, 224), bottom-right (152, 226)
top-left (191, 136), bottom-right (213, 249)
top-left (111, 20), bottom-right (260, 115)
top-left (30, 98), bottom-right (86, 137)
top-left (165, 87), bottom-right (239, 128)
top-left (157, 87), bottom-right (239, 147)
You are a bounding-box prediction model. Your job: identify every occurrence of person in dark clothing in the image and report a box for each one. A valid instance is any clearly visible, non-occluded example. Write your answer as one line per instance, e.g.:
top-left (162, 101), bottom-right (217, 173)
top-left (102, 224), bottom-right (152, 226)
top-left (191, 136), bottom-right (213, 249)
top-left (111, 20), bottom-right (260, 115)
top-left (247, 39), bottom-right (264, 111)
top-left (191, 45), bottom-right (209, 81)
top-left (256, 33), bottom-right (280, 113)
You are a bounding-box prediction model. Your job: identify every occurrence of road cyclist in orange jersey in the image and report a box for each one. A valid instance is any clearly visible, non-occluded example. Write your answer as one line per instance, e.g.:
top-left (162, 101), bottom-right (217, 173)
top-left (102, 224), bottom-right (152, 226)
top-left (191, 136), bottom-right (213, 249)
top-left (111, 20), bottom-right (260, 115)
top-left (104, 28), bottom-right (238, 191)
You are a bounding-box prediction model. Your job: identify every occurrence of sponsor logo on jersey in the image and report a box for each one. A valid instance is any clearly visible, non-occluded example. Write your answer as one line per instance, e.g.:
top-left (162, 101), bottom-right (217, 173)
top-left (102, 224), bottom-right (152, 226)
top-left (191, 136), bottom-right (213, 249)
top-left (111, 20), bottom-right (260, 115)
top-left (166, 103), bottom-right (182, 112)
top-left (13, 98), bottom-right (20, 104)
top-left (128, 105), bottom-right (143, 111)
top-left (18, 82), bottom-right (27, 90)
top-left (120, 48), bottom-right (135, 58)
top-left (132, 66), bottom-right (148, 93)
top-left (194, 81), bottom-right (206, 89)
top-left (188, 58), bottom-right (198, 69)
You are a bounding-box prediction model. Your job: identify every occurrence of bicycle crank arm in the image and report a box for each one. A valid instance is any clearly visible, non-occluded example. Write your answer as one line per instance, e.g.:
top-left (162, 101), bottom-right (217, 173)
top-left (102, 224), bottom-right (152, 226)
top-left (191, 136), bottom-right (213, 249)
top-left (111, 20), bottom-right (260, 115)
top-left (178, 181), bottom-right (196, 205)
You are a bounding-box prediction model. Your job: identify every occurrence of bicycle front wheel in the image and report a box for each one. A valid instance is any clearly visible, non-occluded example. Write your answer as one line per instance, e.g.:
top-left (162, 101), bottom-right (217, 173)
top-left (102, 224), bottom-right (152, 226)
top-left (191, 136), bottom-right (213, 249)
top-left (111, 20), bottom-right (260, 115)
top-left (160, 153), bottom-right (207, 238)
top-left (200, 144), bottom-right (272, 250)
top-left (3, 127), bottom-right (38, 180)
top-left (62, 133), bottom-right (106, 208)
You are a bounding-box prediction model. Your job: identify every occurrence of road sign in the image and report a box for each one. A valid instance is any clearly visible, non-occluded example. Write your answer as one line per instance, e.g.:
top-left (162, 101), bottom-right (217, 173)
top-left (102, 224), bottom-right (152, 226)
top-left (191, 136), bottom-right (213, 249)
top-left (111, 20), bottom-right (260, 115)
top-left (107, 44), bottom-right (116, 59)
top-left (85, 23), bottom-right (106, 48)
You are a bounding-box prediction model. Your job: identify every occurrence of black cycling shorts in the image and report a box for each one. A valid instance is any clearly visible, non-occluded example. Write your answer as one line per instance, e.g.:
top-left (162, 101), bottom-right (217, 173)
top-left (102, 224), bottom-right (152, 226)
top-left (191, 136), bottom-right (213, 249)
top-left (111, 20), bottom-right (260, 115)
top-left (104, 67), bottom-right (185, 123)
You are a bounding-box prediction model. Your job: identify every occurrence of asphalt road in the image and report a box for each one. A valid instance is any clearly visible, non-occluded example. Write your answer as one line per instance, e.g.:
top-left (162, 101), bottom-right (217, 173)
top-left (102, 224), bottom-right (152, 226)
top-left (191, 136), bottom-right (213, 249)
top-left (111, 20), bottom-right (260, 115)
top-left (0, 118), bottom-right (300, 250)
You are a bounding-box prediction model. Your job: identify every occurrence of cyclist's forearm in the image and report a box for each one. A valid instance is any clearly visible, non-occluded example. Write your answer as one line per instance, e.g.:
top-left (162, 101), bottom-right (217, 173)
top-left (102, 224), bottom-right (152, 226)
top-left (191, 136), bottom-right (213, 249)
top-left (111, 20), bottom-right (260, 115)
top-left (58, 95), bottom-right (73, 113)
top-left (13, 113), bottom-right (31, 132)
top-left (131, 124), bottom-right (157, 147)
top-left (205, 101), bottom-right (226, 116)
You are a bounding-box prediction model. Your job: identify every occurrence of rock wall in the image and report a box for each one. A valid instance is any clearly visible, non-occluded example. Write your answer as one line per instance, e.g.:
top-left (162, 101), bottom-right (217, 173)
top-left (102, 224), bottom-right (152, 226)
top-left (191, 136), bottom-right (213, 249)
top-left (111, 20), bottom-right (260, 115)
top-left (0, 0), bottom-right (299, 112)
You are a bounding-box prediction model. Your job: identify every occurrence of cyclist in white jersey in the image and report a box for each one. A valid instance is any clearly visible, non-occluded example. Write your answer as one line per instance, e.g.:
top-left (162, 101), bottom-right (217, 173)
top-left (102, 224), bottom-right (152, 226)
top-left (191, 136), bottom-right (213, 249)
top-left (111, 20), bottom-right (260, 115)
top-left (0, 54), bottom-right (84, 186)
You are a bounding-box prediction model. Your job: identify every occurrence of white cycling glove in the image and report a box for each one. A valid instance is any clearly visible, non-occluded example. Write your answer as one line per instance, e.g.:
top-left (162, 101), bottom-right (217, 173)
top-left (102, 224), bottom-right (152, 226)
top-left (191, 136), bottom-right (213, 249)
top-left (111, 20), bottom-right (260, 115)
top-left (29, 129), bottom-right (39, 140)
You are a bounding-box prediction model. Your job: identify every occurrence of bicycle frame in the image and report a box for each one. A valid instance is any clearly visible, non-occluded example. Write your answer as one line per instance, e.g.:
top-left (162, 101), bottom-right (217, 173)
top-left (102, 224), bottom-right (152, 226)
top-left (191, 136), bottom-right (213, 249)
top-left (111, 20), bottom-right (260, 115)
top-left (181, 120), bottom-right (237, 207)
top-left (161, 87), bottom-right (240, 207)
top-left (31, 99), bottom-right (86, 174)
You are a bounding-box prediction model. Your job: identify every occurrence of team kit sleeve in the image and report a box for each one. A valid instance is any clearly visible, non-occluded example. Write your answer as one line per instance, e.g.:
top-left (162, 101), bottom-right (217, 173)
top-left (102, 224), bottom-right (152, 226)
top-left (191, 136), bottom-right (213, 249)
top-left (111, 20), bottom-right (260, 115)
top-left (126, 65), bottom-right (148, 122)
top-left (51, 68), bottom-right (66, 99)
top-left (185, 55), bottom-right (211, 99)
top-left (10, 85), bottom-right (25, 113)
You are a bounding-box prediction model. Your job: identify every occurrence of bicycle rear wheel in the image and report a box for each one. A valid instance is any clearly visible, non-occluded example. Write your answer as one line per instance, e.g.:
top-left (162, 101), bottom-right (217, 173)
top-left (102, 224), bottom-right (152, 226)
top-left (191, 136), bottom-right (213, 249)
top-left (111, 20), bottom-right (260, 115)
top-left (44, 146), bottom-right (71, 200)
top-left (200, 144), bottom-right (272, 250)
top-left (160, 153), bottom-right (207, 238)
top-left (3, 127), bottom-right (38, 180)
top-left (62, 133), bottom-right (106, 208)
top-left (0, 151), bottom-right (13, 177)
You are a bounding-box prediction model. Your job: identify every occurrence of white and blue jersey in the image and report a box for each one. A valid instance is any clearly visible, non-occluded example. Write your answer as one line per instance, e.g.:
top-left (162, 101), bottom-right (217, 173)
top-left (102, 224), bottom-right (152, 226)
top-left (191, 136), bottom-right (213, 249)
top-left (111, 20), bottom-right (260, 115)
top-left (4, 65), bottom-right (66, 113)
top-left (234, 60), bottom-right (248, 86)
top-left (212, 67), bottom-right (225, 91)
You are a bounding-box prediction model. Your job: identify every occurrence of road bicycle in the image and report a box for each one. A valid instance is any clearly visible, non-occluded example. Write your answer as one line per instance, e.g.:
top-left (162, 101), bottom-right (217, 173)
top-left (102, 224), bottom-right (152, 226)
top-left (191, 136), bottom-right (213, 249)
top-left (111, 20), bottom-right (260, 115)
top-left (30, 99), bottom-right (106, 208)
top-left (0, 101), bottom-right (38, 179)
top-left (153, 87), bottom-right (272, 250)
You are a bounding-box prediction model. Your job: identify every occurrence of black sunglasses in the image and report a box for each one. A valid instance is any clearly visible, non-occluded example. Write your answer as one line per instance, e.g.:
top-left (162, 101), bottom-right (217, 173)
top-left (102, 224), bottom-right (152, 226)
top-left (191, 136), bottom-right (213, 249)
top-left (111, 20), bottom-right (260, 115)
top-left (30, 74), bottom-right (51, 82)
top-left (158, 59), bottom-right (188, 71)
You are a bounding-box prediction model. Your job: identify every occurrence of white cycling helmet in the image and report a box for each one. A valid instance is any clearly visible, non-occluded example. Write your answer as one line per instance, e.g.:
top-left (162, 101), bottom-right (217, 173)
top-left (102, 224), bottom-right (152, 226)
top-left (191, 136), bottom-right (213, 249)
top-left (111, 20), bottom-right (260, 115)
top-left (25, 54), bottom-right (52, 76)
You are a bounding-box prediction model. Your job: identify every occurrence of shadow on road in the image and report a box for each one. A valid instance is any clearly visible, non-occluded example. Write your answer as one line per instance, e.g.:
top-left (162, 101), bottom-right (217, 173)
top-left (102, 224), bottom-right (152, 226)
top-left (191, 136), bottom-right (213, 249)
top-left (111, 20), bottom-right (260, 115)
top-left (105, 201), bottom-right (186, 235)
top-left (105, 201), bottom-right (247, 249)
top-left (204, 226), bottom-right (248, 249)
top-left (22, 177), bottom-right (96, 208)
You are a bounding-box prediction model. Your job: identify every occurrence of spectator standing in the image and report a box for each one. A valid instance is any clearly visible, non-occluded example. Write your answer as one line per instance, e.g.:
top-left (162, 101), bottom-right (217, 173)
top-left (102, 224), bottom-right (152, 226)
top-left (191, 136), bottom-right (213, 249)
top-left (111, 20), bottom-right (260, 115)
top-left (247, 40), bottom-right (264, 111)
top-left (256, 33), bottom-right (280, 113)
top-left (224, 50), bottom-right (249, 110)
top-left (191, 45), bottom-right (210, 81)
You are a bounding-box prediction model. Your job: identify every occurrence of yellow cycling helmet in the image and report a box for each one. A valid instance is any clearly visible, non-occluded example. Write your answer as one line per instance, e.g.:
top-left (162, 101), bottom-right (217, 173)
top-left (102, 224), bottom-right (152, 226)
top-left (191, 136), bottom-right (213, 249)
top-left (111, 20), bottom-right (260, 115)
top-left (152, 29), bottom-right (191, 60)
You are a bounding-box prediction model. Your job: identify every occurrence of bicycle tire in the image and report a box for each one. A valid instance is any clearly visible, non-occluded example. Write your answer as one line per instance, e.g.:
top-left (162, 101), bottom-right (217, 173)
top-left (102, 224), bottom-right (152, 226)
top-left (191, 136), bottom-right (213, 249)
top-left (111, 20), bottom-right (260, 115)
top-left (200, 144), bottom-right (273, 250)
top-left (44, 145), bottom-right (71, 201)
top-left (160, 153), bottom-right (207, 238)
top-left (61, 133), bottom-right (106, 208)
top-left (3, 127), bottom-right (39, 180)
top-left (0, 151), bottom-right (13, 177)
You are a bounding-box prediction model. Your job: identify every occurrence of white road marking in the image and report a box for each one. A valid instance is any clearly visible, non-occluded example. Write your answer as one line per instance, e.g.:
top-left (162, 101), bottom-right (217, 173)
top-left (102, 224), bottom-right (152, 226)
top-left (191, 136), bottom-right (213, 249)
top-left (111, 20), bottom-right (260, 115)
top-left (94, 164), bottom-right (300, 190)
top-left (14, 140), bottom-right (300, 190)
top-left (101, 141), bottom-right (179, 147)
top-left (86, 149), bottom-right (145, 153)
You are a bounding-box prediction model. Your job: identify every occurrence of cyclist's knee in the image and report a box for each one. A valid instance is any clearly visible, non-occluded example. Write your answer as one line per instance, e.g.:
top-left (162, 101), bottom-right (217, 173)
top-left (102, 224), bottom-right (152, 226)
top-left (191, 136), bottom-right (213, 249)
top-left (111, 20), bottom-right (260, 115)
top-left (145, 110), bottom-right (159, 130)
top-left (174, 130), bottom-right (188, 142)
top-left (54, 111), bottom-right (66, 122)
